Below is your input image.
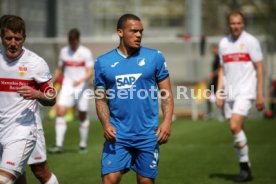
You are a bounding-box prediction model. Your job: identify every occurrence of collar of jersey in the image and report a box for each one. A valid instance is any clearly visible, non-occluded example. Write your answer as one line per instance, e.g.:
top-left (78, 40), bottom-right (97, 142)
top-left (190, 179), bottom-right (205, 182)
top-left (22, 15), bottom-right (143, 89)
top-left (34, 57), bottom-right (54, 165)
top-left (4, 47), bottom-right (25, 63)
top-left (230, 30), bottom-right (246, 42)
top-left (116, 48), bottom-right (127, 58)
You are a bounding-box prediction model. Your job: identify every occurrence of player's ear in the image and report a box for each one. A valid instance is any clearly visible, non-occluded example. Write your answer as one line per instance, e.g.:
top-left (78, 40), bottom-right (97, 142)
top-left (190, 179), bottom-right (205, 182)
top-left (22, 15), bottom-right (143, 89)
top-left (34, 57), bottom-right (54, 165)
top-left (117, 29), bottom-right (123, 38)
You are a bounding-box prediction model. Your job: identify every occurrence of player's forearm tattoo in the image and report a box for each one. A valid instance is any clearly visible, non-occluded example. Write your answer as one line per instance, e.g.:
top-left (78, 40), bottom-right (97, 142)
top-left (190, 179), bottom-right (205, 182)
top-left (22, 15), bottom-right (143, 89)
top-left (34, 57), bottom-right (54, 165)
top-left (95, 98), bottom-right (111, 126)
top-left (37, 91), bottom-right (56, 106)
top-left (161, 93), bottom-right (174, 122)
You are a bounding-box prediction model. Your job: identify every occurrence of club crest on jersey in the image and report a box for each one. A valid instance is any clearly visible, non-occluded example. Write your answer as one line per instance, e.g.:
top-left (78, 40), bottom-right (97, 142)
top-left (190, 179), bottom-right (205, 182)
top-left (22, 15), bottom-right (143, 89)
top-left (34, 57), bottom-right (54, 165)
top-left (239, 43), bottom-right (245, 51)
top-left (18, 64), bottom-right (27, 77)
top-left (115, 73), bottom-right (142, 89)
top-left (137, 58), bottom-right (145, 66)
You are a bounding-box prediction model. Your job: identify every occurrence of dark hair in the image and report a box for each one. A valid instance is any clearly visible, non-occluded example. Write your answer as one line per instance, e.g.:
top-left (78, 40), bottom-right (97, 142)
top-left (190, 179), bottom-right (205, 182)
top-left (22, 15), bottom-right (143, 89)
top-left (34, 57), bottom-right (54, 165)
top-left (227, 10), bottom-right (246, 24)
top-left (117, 14), bottom-right (141, 29)
top-left (68, 28), bottom-right (80, 40)
top-left (0, 15), bottom-right (26, 37)
top-left (0, 15), bottom-right (11, 28)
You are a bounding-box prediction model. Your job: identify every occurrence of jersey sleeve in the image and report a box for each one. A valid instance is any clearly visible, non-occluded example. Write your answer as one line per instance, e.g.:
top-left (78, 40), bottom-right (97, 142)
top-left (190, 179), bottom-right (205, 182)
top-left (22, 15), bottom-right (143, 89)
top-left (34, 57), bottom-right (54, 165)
top-left (33, 59), bottom-right (52, 83)
top-left (155, 51), bottom-right (169, 82)
top-left (94, 59), bottom-right (105, 89)
top-left (218, 40), bottom-right (224, 66)
top-left (85, 49), bottom-right (94, 67)
top-left (248, 37), bottom-right (263, 63)
top-left (33, 59), bottom-right (54, 92)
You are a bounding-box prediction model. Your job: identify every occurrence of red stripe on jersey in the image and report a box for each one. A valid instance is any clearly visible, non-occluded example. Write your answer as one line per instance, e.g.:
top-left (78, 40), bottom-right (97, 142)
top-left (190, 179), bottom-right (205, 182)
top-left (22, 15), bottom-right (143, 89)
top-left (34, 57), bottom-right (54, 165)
top-left (37, 79), bottom-right (54, 93)
top-left (223, 53), bottom-right (251, 63)
top-left (64, 61), bottom-right (85, 67)
top-left (0, 78), bottom-right (37, 92)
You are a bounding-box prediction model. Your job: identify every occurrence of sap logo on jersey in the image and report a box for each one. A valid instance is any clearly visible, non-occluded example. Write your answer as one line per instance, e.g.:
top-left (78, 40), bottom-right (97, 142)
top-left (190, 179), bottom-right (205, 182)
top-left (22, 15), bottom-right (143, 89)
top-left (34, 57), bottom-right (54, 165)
top-left (115, 73), bottom-right (142, 89)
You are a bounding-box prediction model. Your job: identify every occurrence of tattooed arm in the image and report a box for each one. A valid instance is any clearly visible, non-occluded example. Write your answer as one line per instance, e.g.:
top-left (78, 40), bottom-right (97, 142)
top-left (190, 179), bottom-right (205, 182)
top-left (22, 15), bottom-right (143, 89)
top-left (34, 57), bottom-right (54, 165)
top-left (95, 89), bottom-right (116, 142)
top-left (156, 77), bottom-right (174, 144)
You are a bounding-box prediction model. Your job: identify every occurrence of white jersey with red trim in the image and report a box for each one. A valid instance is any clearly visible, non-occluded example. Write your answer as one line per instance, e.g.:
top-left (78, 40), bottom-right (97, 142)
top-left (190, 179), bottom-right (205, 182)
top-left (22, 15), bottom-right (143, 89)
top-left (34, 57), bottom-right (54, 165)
top-left (0, 47), bottom-right (52, 140)
top-left (58, 45), bottom-right (94, 89)
top-left (219, 31), bottom-right (263, 101)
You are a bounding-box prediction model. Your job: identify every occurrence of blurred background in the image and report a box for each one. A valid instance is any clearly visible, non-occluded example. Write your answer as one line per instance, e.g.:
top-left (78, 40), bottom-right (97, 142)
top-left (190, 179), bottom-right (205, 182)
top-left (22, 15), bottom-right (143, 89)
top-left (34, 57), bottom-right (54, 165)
top-left (1, 0), bottom-right (276, 119)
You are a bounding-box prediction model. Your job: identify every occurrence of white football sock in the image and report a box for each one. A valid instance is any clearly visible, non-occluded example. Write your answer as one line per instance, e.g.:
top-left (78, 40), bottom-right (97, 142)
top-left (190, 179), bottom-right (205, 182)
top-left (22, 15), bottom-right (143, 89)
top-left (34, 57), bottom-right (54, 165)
top-left (79, 118), bottom-right (90, 148)
top-left (233, 130), bottom-right (250, 163)
top-left (45, 173), bottom-right (59, 184)
top-left (55, 117), bottom-right (67, 147)
top-left (209, 93), bottom-right (216, 103)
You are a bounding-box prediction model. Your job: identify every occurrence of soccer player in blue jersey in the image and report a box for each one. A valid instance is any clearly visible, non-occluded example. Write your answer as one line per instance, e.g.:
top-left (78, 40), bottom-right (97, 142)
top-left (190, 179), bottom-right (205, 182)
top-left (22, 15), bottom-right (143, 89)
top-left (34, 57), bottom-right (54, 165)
top-left (94, 14), bottom-right (174, 184)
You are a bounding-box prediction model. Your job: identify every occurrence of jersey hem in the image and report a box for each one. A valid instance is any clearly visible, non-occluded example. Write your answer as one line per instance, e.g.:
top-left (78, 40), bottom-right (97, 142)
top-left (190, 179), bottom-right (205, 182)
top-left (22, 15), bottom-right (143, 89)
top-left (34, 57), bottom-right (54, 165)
top-left (157, 74), bottom-right (169, 83)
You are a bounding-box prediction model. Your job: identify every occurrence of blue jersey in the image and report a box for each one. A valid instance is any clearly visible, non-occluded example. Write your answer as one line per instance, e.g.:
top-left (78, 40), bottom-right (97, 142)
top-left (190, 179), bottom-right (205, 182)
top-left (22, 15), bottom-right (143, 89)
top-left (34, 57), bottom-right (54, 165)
top-left (94, 46), bottom-right (169, 139)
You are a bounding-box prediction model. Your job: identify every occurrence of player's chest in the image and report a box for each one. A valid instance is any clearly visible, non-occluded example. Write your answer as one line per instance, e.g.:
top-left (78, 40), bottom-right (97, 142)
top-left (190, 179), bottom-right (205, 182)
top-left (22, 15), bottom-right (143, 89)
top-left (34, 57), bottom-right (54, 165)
top-left (62, 51), bottom-right (84, 61)
top-left (0, 58), bottom-right (33, 79)
top-left (221, 40), bottom-right (249, 55)
top-left (221, 41), bottom-right (251, 63)
top-left (105, 57), bottom-right (155, 82)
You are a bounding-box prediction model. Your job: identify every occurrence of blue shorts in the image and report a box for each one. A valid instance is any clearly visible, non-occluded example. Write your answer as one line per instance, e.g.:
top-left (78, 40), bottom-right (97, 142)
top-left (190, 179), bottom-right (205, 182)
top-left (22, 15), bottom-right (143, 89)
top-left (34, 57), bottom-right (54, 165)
top-left (101, 137), bottom-right (159, 178)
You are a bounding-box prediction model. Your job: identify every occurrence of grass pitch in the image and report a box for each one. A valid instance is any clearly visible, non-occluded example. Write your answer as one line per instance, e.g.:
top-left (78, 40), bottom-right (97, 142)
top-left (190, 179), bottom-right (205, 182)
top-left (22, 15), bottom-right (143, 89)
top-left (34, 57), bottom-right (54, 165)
top-left (26, 118), bottom-right (276, 184)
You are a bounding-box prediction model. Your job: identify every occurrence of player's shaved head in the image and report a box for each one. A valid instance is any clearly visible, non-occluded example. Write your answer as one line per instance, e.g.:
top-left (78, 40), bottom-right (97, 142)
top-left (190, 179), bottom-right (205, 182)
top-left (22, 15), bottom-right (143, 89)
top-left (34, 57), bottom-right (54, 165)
top-left (117, 14), bottom-right (141, 29)
top-left (0, 14), bottom-right (26, 37)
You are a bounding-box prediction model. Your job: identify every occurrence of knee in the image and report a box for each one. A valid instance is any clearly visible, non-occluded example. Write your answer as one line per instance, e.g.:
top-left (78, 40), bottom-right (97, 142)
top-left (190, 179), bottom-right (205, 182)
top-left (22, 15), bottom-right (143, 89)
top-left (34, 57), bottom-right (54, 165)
top-left (137, 175), bottom-right (155, 184)
top-left (102, 173), bottom-right (122, 184)
top-left (230, 124), bottom-right (241, 134)
top-left (78, 112), bottom-right (87, 121)
top-left (57, 106), bottom-right (67, 117)
top-left (30, 163), bottom-right (51, 183)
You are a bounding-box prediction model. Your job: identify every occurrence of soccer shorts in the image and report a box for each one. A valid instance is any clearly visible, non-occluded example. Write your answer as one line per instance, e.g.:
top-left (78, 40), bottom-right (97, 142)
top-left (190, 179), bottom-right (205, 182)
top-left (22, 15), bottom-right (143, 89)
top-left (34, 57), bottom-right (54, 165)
top-left (58, 85), bottom-right (89, 112)
top-left (28, 129), bottom-right (47, 165)
top-left (224, 98), bottom-right (253, 119)
top-left (101, 137), bottom-right (159, 179)
top-left (0, 138), bottom-right (36, 177)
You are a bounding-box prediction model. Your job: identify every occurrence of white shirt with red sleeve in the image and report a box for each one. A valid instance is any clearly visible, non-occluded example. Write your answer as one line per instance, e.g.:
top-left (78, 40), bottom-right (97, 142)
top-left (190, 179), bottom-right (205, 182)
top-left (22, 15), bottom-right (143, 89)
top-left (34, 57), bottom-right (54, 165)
top-left (0, 47), bottom-right (52, 141)
top-left (219, 31), bottom-right (263, 101)
top-left (58, 45), bottom-right (94, 89)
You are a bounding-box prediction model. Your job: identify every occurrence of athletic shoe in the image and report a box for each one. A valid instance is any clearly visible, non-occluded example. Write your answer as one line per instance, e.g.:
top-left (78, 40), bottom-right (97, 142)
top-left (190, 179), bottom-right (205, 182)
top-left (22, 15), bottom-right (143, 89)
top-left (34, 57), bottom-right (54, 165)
top-left (48, 145), bottom-right (63, 153)
top-left (235, 162), bottom-right (253, 182)
top-left (79, 147), bottom-right (88, 154)
top-left (235, 169), bottom-right (252, 182)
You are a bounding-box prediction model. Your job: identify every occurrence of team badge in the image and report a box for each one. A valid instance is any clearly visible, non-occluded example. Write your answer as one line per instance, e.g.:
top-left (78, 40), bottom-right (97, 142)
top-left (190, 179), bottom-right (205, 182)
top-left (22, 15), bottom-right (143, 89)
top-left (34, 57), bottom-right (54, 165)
top-left (18, 64), bottom-right (27, 77)
top-left (239, 43), bottom-right (245, 51)
top-left (137, 58), bottom-right (145, 66)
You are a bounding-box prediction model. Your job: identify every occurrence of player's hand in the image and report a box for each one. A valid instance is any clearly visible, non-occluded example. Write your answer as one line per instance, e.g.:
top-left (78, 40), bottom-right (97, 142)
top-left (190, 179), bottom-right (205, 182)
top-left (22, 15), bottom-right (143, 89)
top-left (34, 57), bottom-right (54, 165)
top-left (73, 80), bottom-right (83, 87)
top-left (103, 123), bottom-right (117, 142)
top-left (17, 86), bottom-right (40, 100)
top-left (256, 94), bottom-right (265, 111)
top-left (156, 122), bottom-right (171, 144)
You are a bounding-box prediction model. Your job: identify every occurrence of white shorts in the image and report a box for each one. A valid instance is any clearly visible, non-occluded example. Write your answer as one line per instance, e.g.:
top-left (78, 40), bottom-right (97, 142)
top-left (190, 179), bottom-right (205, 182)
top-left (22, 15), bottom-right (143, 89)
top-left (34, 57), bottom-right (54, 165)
top-left (0, 138), bottom-right (36, 177)
top-left (28, 129), bottom-right (46, 165)
top-left (224, 98), bottom-right (253, 119)
top-left (57, 86), bottom-right (90, 112)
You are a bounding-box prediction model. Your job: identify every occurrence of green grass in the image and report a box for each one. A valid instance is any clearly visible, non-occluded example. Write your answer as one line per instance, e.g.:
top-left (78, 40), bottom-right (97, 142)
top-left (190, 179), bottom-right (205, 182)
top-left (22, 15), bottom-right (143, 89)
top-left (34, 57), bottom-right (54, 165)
top-left (26, 118), bottom-right (276, 184)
